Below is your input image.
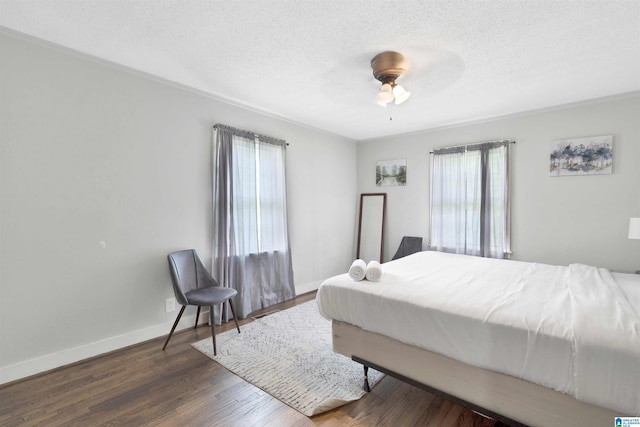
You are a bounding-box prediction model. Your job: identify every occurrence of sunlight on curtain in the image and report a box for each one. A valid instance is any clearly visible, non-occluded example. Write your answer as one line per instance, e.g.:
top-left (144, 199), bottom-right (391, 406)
top-left (212, 124), bottom-right (295, 321)
top-left (430, 140), bottom-right (511, 258)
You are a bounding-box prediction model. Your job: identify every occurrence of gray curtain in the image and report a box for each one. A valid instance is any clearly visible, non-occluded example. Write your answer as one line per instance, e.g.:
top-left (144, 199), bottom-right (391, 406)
top-left (211, 124), bottom-right (295, 322)
top-left (429, 140), bottom-right (512, 258)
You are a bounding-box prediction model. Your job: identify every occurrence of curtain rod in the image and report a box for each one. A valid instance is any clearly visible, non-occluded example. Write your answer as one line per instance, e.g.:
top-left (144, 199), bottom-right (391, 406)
top-left (213, 124), bottom-right (289, 146)
top-left (429, 139), bottom-right (515, 154)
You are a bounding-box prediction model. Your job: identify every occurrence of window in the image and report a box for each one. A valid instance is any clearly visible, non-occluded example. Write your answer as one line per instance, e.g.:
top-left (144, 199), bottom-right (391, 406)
top-left (429, 140), bottom-right (511, 258)
top-left (212, 124), bottom-right (295, 319)
top-left (231, 136), bottom-right (288, 255)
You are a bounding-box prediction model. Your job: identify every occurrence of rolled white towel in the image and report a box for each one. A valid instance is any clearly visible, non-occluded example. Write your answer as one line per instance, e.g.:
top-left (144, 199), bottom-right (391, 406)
top-left (348, 259), bottom-right (367, 281)
top-left (365, 260), bottom-right (383, 282)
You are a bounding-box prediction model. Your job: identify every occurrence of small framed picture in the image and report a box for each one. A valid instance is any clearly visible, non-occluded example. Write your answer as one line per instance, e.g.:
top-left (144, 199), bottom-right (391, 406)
top-left (550, 135), bottom-right (613, 176)
top-left (376, 159), bottom-right (406, 186)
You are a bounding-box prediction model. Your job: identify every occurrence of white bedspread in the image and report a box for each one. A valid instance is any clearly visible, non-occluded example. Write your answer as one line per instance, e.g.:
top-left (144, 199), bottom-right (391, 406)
top-left (316, 251), bottom-right (640, 415)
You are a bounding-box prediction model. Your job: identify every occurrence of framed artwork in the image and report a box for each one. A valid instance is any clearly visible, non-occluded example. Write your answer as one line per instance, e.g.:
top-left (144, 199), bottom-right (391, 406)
top-left (550, 135), bottom-right (613, 176)
top-left (376, 159), bottom-right (406, 186)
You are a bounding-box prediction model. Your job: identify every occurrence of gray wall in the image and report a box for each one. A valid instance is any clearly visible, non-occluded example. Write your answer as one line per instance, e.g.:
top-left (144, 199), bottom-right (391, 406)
top-left (0, 32), bottom-right (357, 381)
top-left (357, 94), bottom-right (640, 272)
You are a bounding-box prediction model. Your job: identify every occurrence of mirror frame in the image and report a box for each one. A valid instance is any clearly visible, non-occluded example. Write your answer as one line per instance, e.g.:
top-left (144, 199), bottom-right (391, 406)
top-left (356, 193), bottom-right (387, 263)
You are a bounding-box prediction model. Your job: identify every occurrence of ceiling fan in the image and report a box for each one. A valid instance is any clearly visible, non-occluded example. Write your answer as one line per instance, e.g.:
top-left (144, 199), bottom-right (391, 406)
top-left (371, 51), bottom-right (411, 107)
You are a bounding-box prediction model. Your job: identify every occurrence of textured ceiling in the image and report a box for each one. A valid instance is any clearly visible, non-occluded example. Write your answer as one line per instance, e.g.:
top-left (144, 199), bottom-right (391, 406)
top-left (1, 0), bottom-right (639, 141)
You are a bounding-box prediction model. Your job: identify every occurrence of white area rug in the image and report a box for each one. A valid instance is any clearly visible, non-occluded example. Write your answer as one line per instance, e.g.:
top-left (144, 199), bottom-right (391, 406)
top-left (192, 300), bottom-right (384, 416)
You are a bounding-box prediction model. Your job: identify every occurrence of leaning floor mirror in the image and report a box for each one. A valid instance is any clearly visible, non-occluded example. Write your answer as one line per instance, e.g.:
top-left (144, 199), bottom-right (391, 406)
top-left (356, 193), bottom-right (386, 263)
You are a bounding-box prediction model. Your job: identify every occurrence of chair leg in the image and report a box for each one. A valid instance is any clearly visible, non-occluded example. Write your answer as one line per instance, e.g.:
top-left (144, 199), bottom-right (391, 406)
top-left (228, 299), bottom-right (240, 334)
top-left (194, 306), bottom-right (201, 329)
top-left (162, 305), bottom-right (186, 350)
top-left (210, 306), bottom-right (217, 356)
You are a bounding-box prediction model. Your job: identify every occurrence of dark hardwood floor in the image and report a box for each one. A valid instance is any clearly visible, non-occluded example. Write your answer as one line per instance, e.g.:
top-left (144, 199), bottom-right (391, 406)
top-left (0, 292), bottom-right (499, 426)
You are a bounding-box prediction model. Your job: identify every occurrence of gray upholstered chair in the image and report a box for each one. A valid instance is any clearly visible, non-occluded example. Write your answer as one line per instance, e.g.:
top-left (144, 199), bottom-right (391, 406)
top-left (392, 236), bottom-right (423, 260)
top-left (163, 249), bottom-right (240, 355)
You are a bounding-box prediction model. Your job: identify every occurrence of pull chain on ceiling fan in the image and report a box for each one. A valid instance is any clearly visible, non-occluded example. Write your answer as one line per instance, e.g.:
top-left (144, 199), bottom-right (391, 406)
top-left (371, 51), bottom-right (411, 107)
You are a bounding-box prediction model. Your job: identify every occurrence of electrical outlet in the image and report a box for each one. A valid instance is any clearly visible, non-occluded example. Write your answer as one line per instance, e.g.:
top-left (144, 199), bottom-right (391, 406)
top-left (165, 298), bottom-right (176, 313)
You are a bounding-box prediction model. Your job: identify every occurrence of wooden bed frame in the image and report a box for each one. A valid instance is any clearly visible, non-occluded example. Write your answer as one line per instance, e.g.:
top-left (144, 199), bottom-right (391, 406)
top-left (332, 320), bottom-right (619, 427)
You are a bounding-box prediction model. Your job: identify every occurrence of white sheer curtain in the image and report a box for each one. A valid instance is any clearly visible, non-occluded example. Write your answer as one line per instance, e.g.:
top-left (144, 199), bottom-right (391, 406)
top-left (430, 140), bottom-right (511, 258)
top-left (211, 124), bottom-right (295, 322)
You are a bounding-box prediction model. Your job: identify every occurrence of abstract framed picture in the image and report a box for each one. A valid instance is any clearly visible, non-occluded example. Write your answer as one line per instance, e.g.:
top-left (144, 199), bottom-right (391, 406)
top-left (376, 159), bottom-right (406, 186)
top-left (550, 135), bottom-right (613, 177)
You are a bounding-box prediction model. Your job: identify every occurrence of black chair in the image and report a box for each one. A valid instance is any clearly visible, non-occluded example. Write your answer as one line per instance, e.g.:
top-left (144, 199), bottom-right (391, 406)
top-left (163, 249), bottom-right (240, 355)
top-left (392, 236), bottom-right (423, 260)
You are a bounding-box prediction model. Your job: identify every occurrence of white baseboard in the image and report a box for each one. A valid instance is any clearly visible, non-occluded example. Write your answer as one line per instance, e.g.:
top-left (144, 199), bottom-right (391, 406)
top-left (1, 282), bottom-right (322, 385)
top-left (295, 280), bottom-right (322, 296)
top-left (0, 311), bottom-right (210, 385)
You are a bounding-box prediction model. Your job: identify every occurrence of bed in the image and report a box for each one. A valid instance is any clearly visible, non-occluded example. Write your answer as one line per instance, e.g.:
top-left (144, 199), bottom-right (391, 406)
top-left (316, 251), bottom-right (640, 426)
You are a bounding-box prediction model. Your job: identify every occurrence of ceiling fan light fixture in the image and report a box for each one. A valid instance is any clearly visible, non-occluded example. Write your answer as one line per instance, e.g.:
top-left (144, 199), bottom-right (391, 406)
top-left (371, 51), bottom-right (411, 108)
top-left (376, 83), bottom-right (394, 106)
top-left (392, 84), bottom-right (411, 104)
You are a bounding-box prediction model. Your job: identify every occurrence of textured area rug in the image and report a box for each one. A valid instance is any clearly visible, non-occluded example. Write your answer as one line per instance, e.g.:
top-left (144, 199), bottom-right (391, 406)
top-left (192, 300), bottom-right (384, 416)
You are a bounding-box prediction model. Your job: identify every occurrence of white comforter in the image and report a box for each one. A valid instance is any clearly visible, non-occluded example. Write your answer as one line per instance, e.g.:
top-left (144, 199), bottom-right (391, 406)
top-left (316, 251), bottom-right (640, 415)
